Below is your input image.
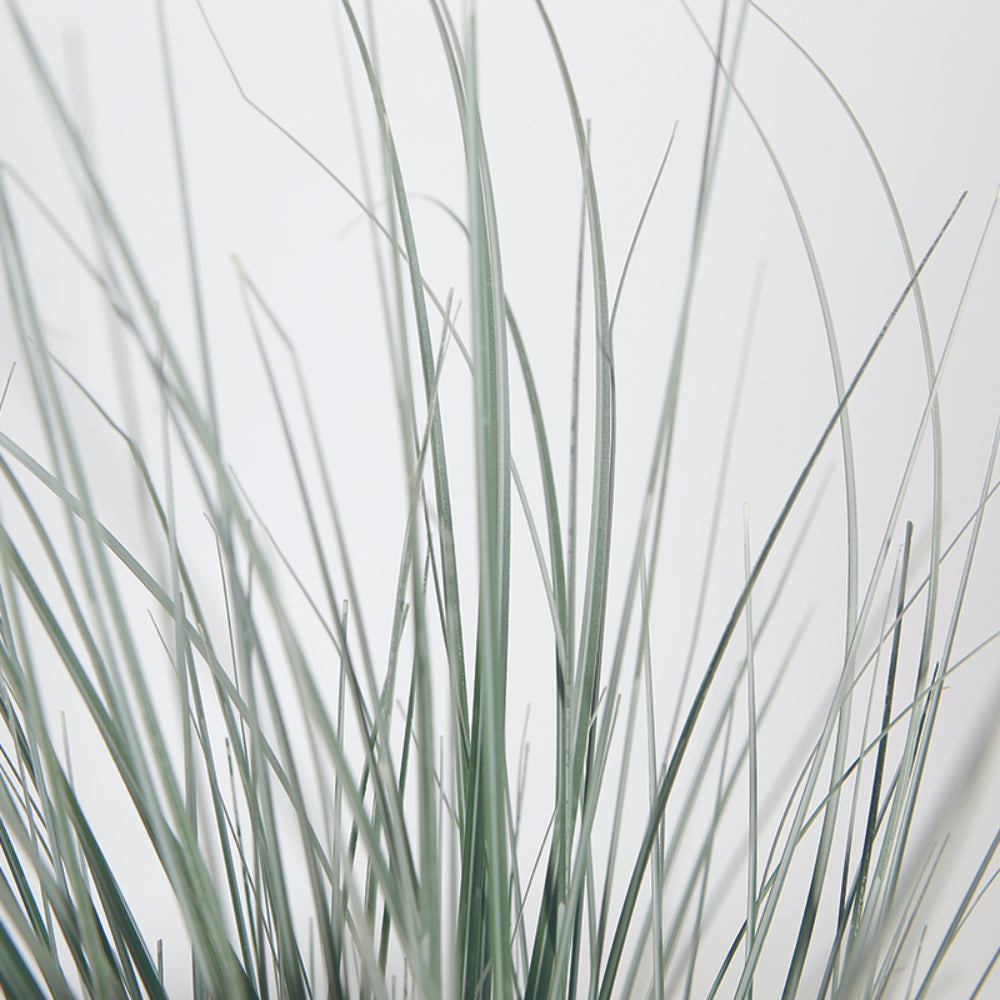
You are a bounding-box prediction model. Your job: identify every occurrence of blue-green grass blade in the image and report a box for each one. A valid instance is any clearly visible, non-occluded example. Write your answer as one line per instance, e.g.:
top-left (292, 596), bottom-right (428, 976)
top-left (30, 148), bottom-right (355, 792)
top-left (969, 938), bottom-right (1000, 998)
top-left (742, 504), bottom-right (760, 998)
top-left (608, 123), bottom-right (678, 338)
top-left (181, 639), bottom-right (262, 992)
top-left (55, 771), bottom-right (172, 1000)
top-left (0, 626), bottom-right (127, 999)
top-left (0, 772), bottom-right (49, 951)
top-left (152, 0), bottom-right (219, 456)
top-left (598, 193), bottom-right (963, 1000)
top-left (679, 14), bottom-right (870, 992)
top-left (849, 524), bottom-right (913, 955)
top-left (235, 264), bottom-right (383, 718)
top-left (235, 260), bottom-right (426, 978)
top-left (859, 193), bottom-right (999, 955)
top-left (0, 403), bottom-right (313, 847)
top-left (532, 0), bottom-right (613, 825)
top-left (616, 479), bottom-right (829, 996)
top-left (586, 142), bottom-right (683, 982)
top-left (828, 545), bottom-right (901, 991)
top-left (558, 11), bottom-right (751, 991)
top-left (590, 233), bottom-right (748, 976)
top-left (668, 271), bottom-right (761, 753)
top-left (0, 915), bottom-right (58, 1000)
top-left (564, 127), bottom-right (588, 936)
top-left (750, 0), bottom-right (951, 795)
top-left (1, 150), bottom-right (262, 994)
top-left (4, 0), bottom-right (221, 454)
top-left (409, 193), bottom-right (572, 753)
top-left (0, 474), bottom-right (249, 994)
top-left (0, 396), bottom-right (414, 995)
top-left (737, 180), bottom-right (981, 994)
top-left (682, 703), bottom-right (736, 1000)
top-left (641, 562), bottom-right (666, 1000)
top-left (645, 612), bottom-right (811, 998)
top-left (748, 18), bottom-right (993, 993)
top-left (338, 8), bottom-right (450, 992)
top-left (0, 724), bottom-right (83, 999)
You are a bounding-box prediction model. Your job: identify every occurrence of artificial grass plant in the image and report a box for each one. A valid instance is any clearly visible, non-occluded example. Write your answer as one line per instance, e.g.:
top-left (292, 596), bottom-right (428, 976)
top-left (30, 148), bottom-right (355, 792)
top-left (0, 1), bottom-right (998, 998)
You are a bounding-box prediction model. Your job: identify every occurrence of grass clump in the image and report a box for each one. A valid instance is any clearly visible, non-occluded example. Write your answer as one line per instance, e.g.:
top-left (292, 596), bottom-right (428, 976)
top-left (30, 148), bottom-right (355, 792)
top-left (0, 1), bottom-right (998, 997)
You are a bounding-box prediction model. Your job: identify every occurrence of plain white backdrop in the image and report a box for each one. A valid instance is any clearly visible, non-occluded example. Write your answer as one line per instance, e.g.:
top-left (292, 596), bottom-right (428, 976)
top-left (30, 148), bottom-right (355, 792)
top-left (2, 1), bottom-right (1000, 996)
